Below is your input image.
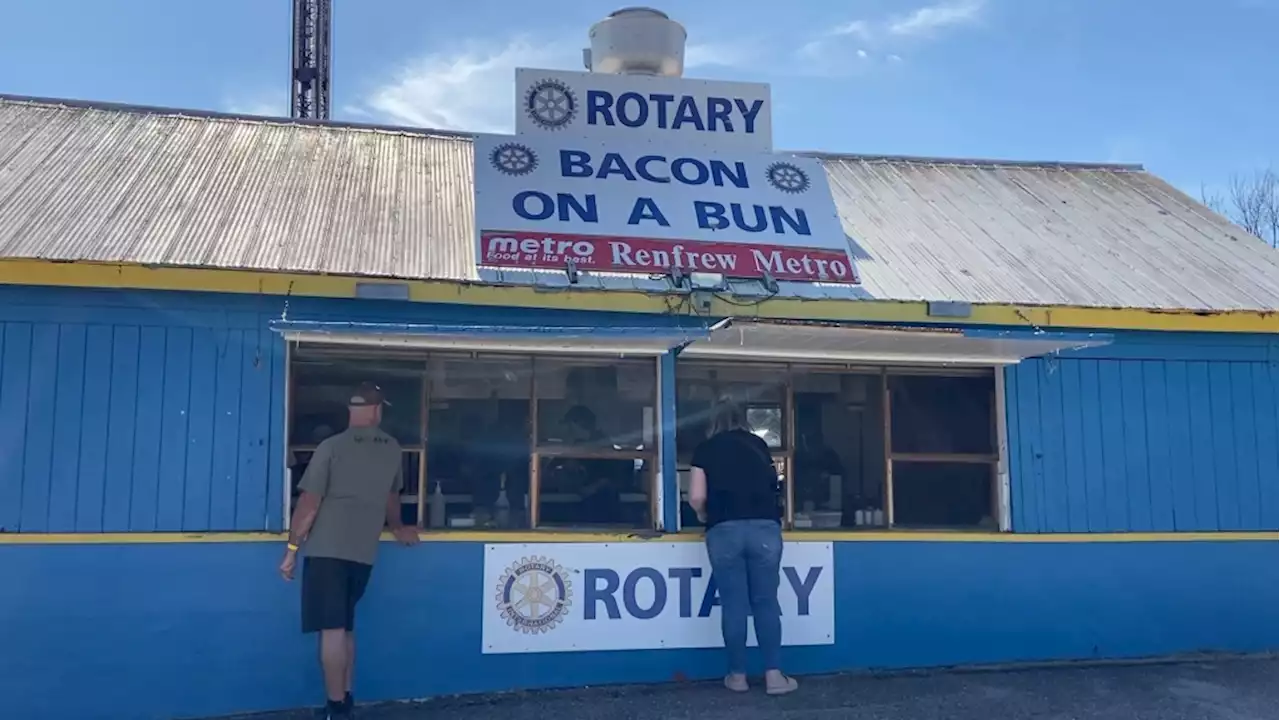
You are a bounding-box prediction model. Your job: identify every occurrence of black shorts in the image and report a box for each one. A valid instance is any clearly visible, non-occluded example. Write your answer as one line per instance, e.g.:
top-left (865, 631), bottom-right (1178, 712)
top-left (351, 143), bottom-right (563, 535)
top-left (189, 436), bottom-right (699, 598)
top-left (301, 556), bottom-right (373, 633)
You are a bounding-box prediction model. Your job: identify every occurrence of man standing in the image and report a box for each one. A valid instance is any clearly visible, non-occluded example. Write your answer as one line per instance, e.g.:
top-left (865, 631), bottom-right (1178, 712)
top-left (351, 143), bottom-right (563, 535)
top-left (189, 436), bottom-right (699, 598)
top-left (279, 382), bottom-right (419, 719)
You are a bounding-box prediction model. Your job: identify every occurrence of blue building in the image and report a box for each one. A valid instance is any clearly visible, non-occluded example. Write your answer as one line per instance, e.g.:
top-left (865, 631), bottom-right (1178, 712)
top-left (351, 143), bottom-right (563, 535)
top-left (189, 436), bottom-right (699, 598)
top-left (1, 96), bottom-right (1276, 720)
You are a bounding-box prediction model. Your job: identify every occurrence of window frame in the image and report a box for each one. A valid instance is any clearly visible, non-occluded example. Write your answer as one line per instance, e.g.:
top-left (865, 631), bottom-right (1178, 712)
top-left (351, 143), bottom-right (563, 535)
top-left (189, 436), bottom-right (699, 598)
top-left (882, 366), bottom-right (1002, 529)
top-left (283, 341), bottom-right (663, 532)
top-left (674, 360), bottom-right (1008, 533)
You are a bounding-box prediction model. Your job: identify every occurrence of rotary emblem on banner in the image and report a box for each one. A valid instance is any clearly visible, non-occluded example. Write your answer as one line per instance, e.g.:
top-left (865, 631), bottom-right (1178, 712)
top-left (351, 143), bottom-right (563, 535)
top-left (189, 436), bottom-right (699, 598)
top-left (765, 161), bottom-right (811, 194)
top-left (495, 555), bottom-right (574, 634)
top-left (524, 78), bottom-right (578, 130)
top-left (490, 142), bottom-right (538, 176)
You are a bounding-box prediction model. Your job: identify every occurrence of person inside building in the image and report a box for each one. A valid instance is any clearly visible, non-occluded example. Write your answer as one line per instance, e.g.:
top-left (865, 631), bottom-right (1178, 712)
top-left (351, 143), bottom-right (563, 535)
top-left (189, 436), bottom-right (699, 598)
top-left (278, 382), bottom-right (421, 720)
top-left (688, 396), bottom-right (799, 696)
top-left (565, 405), bottom-right (631, 525)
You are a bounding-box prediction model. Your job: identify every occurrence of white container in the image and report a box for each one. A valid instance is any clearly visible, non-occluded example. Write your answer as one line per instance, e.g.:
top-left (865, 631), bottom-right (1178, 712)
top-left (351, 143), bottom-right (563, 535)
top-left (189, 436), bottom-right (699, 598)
top-left (429, 481), bottom-right (447, 529)
top-left (494, 474), bottom-right (511, 528)
top-left (586, 7), bottom-right (687, 77)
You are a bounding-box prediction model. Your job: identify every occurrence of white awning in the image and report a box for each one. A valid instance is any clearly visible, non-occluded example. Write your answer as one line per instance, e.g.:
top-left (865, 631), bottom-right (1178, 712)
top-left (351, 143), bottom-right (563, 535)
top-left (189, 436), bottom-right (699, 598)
top-left (272, 320), bottom-right (703, 357)
top-left (679, 321), bottom-right (1111, 366)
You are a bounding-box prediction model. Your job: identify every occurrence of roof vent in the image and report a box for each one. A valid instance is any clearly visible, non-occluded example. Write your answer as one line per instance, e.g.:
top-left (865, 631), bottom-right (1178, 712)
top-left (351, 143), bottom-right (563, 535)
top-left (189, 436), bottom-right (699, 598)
top-left (583, 7), bottom-right (687, 77)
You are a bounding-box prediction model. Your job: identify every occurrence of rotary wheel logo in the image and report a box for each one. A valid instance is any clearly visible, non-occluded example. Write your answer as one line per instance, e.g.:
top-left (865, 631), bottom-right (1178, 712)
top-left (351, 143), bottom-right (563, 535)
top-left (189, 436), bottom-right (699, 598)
top-left (490, 142), bottom-right (538, 176)
top-left (495, 556), bottom-right (573, 634)
top-left (524, 79), bottom-right (577, 130)
top-left (766, 161), bottom-right (811, 194)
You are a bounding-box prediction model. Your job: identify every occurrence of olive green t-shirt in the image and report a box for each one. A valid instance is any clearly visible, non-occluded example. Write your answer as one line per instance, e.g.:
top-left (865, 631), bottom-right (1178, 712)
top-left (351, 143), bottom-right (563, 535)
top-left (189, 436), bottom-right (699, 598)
top-left (299, 426), bottom-right (404, 565)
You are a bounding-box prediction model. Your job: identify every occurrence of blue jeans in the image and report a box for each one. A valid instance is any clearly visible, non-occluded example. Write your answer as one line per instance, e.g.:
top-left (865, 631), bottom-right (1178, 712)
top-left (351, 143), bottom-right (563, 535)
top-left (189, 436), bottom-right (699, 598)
top-left (705, 519), bottom-right (784, 674)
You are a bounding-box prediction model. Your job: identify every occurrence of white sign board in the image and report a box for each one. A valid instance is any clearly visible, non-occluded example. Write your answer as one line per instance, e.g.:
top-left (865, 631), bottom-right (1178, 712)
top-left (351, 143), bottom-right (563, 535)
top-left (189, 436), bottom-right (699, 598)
top-left (473, 133), bottom-right (858, 284)
top-left (481, 542), bottom-right (835, 654)
top-left (515, 68), bottom-right (772, 153)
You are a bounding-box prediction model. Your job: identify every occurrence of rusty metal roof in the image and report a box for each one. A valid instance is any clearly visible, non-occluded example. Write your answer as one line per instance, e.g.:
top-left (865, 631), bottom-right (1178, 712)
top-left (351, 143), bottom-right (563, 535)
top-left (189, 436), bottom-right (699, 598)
top-left (0, 95), bottom-right (1275, 312)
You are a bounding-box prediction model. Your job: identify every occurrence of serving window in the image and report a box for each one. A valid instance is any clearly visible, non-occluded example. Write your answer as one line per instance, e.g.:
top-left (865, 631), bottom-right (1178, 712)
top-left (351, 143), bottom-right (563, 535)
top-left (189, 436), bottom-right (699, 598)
top-left (676, 364), bottom-right (790, 529)
top-left (286, 343), bottom-right (660, 531)
top-left (675, 362), bottom-right (1000, 532)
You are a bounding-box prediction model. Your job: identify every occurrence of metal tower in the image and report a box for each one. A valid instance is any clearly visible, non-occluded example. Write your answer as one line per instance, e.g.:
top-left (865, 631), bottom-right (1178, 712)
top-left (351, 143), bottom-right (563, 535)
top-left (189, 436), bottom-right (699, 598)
top-left (290, 0), bottom-right (332, 119)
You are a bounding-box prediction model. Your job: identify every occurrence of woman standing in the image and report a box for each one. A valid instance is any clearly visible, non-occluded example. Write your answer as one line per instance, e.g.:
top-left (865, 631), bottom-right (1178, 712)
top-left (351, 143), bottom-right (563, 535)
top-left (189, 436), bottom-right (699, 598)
top-left (688, 398), bottom-right (799, 696)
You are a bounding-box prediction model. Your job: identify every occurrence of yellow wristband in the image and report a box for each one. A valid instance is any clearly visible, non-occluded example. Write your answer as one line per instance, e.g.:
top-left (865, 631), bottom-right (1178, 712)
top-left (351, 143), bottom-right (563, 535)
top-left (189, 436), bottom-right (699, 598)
top-left (287, 543), bottom-right (300, 552)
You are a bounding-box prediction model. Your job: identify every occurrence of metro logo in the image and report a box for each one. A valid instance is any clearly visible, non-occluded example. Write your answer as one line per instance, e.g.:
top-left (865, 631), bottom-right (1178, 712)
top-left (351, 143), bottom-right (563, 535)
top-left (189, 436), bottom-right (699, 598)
top-left (485, 235), bottom-right (596, 259)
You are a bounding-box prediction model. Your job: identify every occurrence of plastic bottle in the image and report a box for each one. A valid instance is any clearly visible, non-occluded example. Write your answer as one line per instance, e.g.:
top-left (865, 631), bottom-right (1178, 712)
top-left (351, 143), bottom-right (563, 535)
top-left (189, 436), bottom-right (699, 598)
top-left (430, 481), bottom-right (447, 528)
top-left (494, 473), bottom-right (511, 528)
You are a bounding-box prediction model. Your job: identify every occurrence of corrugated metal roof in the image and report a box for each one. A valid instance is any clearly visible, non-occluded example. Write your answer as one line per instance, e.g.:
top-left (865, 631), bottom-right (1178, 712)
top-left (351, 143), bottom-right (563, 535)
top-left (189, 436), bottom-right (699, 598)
top-left (0, 95), bottom-right (1275, 312)
top-left (0, 96), bottom-right (478, 282)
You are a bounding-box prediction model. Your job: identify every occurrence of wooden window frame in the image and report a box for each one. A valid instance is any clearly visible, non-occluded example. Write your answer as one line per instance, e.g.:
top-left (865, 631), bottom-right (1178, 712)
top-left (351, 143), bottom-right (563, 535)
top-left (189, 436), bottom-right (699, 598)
top-left (283, 343), bottom-right (662, 532)
top-left (882, 368), bottom-right (1003, 529)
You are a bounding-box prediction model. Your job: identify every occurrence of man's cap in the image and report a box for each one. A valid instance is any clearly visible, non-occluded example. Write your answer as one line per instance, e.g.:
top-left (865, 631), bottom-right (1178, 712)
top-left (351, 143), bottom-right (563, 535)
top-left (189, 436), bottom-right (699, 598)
top-left (348, 382), bottom-right (390, 407)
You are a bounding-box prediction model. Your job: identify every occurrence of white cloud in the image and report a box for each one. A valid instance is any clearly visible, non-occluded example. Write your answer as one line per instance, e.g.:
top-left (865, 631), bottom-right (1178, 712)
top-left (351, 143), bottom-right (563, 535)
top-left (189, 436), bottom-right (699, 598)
top-left (357, 38), bottom-right (573, 133)
top-left (796, 0), bottom-right (986, 73)
top-left (223, 93), bottom-right (288, 118)
top-left (684, 42), bottom-right (753, 70)
top-left (888, 0), bottom-right (986, 37)
top-left (353, 35), bottom-right (755, 132)
top-left (831, 20), bottom-right (873, 40)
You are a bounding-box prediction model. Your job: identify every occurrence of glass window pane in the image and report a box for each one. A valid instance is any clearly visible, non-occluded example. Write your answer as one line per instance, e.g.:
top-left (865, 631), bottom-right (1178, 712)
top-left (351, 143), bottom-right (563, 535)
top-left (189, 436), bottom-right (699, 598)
top-left (889, 374), bottom-right (995, 455)
top-left (425, 355), bottom-right (533, 530)
top-left (892, 460), bottom-right (995, 529)
top-left (535, 358), bottom-right (657, 451)
top-left (746, 406), bottom-right (783, 448)
top-left (538, 456), bottom-right (652, 529)
top-left (676, 364), bottom-right (787, 463)
top-left (290, 357), bottom-right (423, 446)
top-left (792, 374), bottom-right (886, 529)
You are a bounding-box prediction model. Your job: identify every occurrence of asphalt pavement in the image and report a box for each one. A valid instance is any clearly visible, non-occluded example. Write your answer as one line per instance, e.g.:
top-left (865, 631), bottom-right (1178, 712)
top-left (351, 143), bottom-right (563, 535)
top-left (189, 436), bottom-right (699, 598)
top-left (222, 657), bottom-right (1277, 720)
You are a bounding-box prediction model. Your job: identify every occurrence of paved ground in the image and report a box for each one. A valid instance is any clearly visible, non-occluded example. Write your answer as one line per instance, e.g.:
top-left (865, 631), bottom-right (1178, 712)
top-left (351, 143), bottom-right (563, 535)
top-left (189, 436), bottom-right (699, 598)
top-left (224, 657), bottom-right (1277, 720)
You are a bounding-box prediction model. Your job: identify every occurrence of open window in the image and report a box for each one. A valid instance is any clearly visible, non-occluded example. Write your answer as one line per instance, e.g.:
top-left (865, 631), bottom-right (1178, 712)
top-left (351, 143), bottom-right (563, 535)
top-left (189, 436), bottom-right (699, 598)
top-left (673, 362), bottom-right (1001, 532)
top-left (285, 342), bottom-right (662, 532)
top-left (676, 321), bottom-right (1108, 532)
top-left (675, 363), bottom-right (789, 529)
top-left (288, 353), bottom-right (425, 527)
top-left (885, 370), bottom-right (998, 529)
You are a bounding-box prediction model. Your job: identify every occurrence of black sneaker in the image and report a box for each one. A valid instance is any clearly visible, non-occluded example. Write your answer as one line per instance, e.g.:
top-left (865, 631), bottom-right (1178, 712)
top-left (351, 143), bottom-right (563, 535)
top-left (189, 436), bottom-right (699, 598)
top-left (316, 703), bottom-right (351, 719)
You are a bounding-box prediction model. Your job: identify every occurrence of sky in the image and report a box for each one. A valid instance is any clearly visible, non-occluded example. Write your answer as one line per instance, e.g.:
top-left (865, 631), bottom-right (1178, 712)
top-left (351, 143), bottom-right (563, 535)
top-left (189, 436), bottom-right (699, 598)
top-left (0, 0), bottom-right (1276, 196)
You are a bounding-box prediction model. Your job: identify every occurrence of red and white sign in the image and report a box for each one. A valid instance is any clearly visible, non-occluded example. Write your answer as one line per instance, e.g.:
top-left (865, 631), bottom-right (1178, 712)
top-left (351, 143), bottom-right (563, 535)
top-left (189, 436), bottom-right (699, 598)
top-left (474, 92), bottom-right (858, 285)
top-left (480, 230), bottom-right (858, 283)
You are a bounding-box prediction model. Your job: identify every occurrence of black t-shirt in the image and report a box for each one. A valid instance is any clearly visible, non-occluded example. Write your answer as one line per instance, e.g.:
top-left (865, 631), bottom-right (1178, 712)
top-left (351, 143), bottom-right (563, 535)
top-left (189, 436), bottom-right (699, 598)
top-left (691, 429), bottom-right (781, 528)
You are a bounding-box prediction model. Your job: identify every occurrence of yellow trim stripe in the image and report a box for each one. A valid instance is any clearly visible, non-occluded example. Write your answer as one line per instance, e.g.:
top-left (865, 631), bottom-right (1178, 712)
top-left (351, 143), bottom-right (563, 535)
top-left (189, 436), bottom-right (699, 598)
top-left (2, 530), bottom-right (1274, 545)
top-left (1, 260), bottom-right (1275, 334)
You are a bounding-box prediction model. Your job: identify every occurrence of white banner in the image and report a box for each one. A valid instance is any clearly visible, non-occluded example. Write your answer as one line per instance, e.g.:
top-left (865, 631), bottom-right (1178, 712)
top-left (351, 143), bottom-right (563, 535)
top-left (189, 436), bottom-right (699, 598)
top-left (515, 68), bottom-right (772, 153)
top-left (481, 542), bottom-right (835, 654)
top-left (473, 133), bottom-right (857, 283)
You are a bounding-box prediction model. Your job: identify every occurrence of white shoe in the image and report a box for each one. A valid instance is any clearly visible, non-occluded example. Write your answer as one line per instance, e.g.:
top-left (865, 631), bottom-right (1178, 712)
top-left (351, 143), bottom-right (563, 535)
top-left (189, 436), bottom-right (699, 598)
top-left (765, 673), bottom-right (799, 696)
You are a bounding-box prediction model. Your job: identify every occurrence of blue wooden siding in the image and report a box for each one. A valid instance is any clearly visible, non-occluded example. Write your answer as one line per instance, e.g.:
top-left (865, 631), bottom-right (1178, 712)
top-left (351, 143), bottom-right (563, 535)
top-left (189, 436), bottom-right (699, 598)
top-left (1006, 334), bottom-right (1280, 533)
top-left (0, 300), bottom-right (286, 533)
top-left (0, 285), bottom-right (701, 534)
top-left (3, 285), bottom-right (1277, 535)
